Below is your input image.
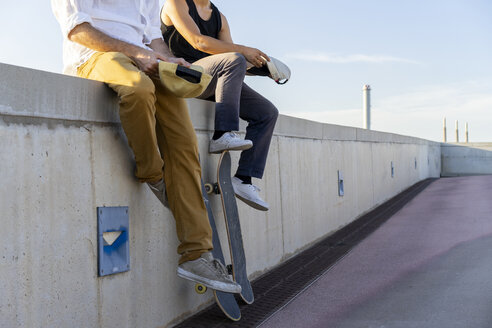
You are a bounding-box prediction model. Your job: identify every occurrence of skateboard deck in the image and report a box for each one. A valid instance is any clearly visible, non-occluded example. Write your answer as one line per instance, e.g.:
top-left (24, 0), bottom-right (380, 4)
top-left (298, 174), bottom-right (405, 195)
top-left (200, 180), bottom-right (241, 321)
top-left (216, 151), bottom-right (254, 304)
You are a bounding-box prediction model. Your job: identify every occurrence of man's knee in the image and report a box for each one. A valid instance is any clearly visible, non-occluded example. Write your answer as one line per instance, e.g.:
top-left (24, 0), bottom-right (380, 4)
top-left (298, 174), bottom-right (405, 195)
top-left (131, 74), bottom-right (156, 98)
top-left (120, 73), bottom-right (156, 103)
top-left (262, 101), bottom-right (279, 123)
top-left (269, 104), bottom-right (279, 121)
top-left (102, 52), bottom-right (156, 100)
top-left (225, 52), bottom-right (247, 71)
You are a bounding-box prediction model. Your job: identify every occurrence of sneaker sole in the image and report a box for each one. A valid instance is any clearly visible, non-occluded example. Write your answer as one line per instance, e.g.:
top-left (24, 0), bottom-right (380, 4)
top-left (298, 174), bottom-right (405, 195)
top-left (177, 267), bottom-right (242, 294)
top-left (235, 193), bottom-right (269, 211)
top-left (209, 143), bottom-right (253, 154)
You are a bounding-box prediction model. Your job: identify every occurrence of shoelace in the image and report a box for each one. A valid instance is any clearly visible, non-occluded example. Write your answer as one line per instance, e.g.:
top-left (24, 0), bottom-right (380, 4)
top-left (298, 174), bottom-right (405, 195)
top-left (247, 184), bottom-right (260, 193)
top-left (226, 131), bottom-right (239, 139)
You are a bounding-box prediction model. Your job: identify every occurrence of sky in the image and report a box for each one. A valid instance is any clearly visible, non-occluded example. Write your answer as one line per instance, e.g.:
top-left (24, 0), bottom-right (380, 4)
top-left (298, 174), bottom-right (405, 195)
top-left (1, 1), bottom-right (491, 142)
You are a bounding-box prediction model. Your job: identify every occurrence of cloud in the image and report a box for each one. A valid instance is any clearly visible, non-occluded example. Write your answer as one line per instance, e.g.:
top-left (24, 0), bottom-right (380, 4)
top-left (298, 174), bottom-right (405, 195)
top-left (284, 52), bottom-right (419, 64)
top-left (376, 82), bottom-right (492, 115)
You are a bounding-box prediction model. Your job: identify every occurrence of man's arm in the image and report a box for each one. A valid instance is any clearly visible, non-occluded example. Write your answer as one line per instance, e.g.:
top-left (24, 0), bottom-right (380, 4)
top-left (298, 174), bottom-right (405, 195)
top-left (162, 0), bottom-right (269, 67)
top-left (69, 23), bottom-right (187, 76)
top-left (148, 38), bottom-right (189, 67)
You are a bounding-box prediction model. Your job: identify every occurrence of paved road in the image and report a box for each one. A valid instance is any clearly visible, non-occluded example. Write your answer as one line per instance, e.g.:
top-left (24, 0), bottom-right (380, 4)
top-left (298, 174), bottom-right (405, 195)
top-left (260, 176), bottom-right (492, 328)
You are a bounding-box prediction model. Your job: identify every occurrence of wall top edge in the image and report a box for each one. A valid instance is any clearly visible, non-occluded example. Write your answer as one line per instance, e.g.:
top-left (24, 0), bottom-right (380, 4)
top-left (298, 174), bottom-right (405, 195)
top-left (441, 142), bottom-right (492, 146)
top-left (0, 63), bottom-right (438, 145)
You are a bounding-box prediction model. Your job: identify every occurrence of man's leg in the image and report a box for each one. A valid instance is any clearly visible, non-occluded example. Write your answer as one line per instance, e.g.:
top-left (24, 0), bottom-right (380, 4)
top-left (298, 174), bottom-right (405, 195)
top-left (153, 82), bottom-right (213, 264)
top-left (229, 83), bottom-right (278, 211)
top-left (194, 53), bottom-right (252, 153)
top-left (237, 83), bottom-right (279, 179)
top-left (194, 54), bottom-right (279, 210)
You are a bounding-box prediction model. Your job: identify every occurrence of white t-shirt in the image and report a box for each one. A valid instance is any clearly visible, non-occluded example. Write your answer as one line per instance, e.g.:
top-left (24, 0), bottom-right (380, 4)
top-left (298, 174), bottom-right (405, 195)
top-left (51, 0), bottom-right (163, 75)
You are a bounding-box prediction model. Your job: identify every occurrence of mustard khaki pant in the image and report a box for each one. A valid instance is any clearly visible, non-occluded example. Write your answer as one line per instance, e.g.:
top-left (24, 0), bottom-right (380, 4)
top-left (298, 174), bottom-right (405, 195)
top-left (78, 52), bottom-right (212, 264)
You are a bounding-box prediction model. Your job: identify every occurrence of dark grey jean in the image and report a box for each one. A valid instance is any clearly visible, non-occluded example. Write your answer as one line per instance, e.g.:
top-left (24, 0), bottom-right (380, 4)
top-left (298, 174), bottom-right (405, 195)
top-left (194, 52), bottom-right (278, 179)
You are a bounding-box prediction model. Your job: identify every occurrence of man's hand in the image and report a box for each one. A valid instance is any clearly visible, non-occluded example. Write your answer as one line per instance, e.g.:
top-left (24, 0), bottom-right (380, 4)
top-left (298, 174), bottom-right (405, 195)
top-left (146, 38), bottom-right (191, 78)
top-left (241, 46), bottom-right (270, 68)
top-left (166, 56), bottom-right (190, 67)
top-left (130, 49), bottom-right (191, 79)
top-left (130, 48), bottom-right (167, 77)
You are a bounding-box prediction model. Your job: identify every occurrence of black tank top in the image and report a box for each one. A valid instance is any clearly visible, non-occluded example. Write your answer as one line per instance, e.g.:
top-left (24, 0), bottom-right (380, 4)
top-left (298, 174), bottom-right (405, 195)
top-left (162, 0), bottom-right (222, 63)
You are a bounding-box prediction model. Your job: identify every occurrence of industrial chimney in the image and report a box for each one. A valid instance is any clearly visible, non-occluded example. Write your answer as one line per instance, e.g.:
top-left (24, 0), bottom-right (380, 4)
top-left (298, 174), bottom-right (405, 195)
top-left (363, 85), bottom-right (371, 130)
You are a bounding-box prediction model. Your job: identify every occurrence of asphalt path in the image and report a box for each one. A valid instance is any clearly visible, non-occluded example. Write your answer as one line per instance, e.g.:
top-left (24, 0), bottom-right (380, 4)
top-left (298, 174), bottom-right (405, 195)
top-left (260, 176), bottom-right (492, 328)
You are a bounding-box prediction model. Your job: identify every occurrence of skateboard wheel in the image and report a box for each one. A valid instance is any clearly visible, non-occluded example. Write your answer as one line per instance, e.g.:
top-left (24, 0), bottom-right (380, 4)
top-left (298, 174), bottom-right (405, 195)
top-left (204, 183), bottom-right (214, 194)
top-left (195, 283), bottom-right (207, 294)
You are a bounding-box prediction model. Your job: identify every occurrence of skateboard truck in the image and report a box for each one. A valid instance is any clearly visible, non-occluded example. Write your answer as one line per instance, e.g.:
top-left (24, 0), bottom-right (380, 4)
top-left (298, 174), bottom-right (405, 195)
top-left (204, 182), bottom-right (220, 195)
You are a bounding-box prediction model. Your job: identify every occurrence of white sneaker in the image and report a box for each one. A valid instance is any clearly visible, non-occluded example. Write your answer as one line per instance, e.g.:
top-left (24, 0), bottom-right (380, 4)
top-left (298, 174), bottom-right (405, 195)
top-left (209, 132), bottom-right (253, 154)
top-left (231, 177), bottom-right (269, 211)
top-left (147, 179), bottom-right (169, 208)
top-left (177, 252), bottom-right (242, 294)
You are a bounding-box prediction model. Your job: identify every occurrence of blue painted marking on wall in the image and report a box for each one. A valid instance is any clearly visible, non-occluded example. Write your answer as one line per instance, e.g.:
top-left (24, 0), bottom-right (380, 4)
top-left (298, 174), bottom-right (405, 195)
top-left (97, 206), bottom-right (130, 277)
top-left (338, 170), bottom-right (344, 197)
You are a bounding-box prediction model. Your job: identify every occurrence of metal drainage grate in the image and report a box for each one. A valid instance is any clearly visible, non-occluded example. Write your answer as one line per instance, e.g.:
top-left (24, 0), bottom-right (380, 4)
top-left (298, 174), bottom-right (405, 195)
top-left (174, 178), bottom-right (436, 328)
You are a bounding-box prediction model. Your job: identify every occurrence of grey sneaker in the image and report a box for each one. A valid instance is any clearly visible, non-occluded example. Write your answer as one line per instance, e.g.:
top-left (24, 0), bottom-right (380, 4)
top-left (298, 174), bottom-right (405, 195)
top-left (232, 177), bottom-right (269, 211)
top-left (147, 179), bottom-right (169, 208)
top-left (177, 252), bottom-right (242, 294)
top-left (209, 132), bottom-right (253, 154)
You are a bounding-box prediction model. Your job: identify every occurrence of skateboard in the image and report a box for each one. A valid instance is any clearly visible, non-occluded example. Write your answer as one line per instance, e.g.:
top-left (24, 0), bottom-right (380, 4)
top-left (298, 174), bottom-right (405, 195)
top-left (194, 180), bottom-right (241, 321)
top-left (205, 151), bottom-right (254, 305)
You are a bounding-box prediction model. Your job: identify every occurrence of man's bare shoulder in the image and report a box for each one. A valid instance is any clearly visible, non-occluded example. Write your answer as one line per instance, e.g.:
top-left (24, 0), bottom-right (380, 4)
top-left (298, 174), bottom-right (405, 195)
top-left (163, 0), bottom-right (191, 22)
top-left (164, 0), bottom-right (189, 12)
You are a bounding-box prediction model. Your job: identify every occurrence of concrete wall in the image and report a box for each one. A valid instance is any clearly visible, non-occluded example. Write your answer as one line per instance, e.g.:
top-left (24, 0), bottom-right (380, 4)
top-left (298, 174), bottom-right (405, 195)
top-left (441, 143), bottom-right (492, 176)
top-left (0, 63), bottom-right (441, 327)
